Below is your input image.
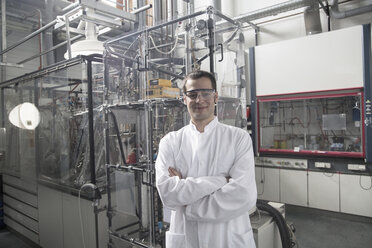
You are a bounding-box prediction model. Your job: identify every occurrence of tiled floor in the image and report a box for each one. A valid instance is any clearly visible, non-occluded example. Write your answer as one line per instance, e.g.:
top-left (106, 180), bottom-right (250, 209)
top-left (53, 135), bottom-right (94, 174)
top-left (0, 228), bottom-right (36, 248)
top-left (285, 205), bottom-right (372, 248)
top-left (1, 205), bottom-right (372, 248)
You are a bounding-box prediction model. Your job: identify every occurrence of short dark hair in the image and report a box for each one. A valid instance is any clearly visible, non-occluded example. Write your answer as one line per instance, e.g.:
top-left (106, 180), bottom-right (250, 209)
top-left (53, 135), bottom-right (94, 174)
top-left (182, 70), bottom-right (217, 93)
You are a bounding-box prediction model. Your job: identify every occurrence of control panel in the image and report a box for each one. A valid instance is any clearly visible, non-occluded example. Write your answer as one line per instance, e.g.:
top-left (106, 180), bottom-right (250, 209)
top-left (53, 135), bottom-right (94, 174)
top-left (255, 157), bottom-right (308, 169)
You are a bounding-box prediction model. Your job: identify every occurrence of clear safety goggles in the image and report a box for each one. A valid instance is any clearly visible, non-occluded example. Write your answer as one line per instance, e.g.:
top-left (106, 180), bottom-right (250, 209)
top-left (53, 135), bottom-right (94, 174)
top-left (184, 89), bottom-right (215, 100)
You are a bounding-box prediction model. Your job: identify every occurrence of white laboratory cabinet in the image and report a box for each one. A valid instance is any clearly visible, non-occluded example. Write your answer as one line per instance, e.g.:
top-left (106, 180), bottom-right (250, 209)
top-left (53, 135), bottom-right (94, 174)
top-left (254, 166), bottom-right (372, 217)
top-left (38, 184), bottom-right (108, 248)
top-left (308, 172), bottom-right (340, 212)
top-left (279, 169), bottom-right (308, 207)
top-left (255, 167), bottom-right (280, 202)
top-left (38, 185), bottom-right (63, 248)
top-left (340, 174), bottom-right (372, 217)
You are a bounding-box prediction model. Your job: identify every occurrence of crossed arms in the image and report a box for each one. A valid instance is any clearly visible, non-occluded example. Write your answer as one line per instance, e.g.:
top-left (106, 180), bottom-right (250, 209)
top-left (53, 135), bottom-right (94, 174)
top-left (155, 133), bottom-right (257, 222)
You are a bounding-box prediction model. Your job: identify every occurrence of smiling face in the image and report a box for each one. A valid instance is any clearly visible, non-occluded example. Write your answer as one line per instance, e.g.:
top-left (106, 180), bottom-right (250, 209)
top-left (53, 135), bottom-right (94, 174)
top-left (183, 76), bottom-right (218, 127)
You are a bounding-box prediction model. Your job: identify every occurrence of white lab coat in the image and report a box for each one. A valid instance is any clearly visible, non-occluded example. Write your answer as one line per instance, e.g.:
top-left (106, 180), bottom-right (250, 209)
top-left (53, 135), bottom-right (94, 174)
top-left (155, 117), bottom-right (257, 248)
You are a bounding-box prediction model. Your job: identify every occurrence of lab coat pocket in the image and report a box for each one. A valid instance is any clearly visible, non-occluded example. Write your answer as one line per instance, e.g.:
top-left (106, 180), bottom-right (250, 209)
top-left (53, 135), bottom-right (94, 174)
top-left (166, 231), bottom-right (186, 248)
top-left (231, 229), bottom-right (256, 248)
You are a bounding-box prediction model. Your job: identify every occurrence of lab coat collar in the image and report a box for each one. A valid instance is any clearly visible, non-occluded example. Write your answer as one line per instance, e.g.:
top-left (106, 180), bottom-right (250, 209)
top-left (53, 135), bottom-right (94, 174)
top-left (189, 116), bottom-right (218, 133)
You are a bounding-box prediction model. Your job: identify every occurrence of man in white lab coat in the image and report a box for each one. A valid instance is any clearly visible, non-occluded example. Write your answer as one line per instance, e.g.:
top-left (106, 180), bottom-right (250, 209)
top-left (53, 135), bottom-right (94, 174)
top-left (155, 70), bottom-right (257, 248)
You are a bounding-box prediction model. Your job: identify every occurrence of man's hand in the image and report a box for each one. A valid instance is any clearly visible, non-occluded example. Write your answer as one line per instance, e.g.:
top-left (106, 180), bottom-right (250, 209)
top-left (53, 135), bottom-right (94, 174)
top-left (168, 167), bottom-right (183, 179)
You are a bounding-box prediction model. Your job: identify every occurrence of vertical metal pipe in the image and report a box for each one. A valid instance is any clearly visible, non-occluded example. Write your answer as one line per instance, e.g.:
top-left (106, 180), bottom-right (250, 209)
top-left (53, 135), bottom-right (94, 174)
top-left (147, 101), bottom-right (156, 245)
top-left (185, 1), bottom-right (192, 74)
top-left (207, 16), bottom-right (214, 73)
top-left (363, 24), bottom-right (372, 163)
top-left (36, 9), bottom-right (43, 69)
top-left (34, 79), bottom-right (40, 178)
top-left (0, 89), bottom-right (4, 127)
top-left (249, 47), bottom-right (258, 155)
top-left (65, 15), bottom-right (72, 59)
top-left (103, 57), bottom-right (113, 246)
top-left (187, 0), bottom-right (194, 15)
top-left (87, 59), bottom-right (99, 248)
top-left (136, 112), bottom-right (143, 234)
top-left (1, 0), bottom-right (6, 126)
top-left (137, 0), bottom-right (146, 29)
top-left (167, 0), bottom-right (177, 23)
top-left (87, 59), bottom-right (96, 184)
top-left (304, 1), bottom-right (322, 35)
top-left (44, 0), bottom-right (55, 66)
top-left (1, 0), bottom-right (7, 82)
top-left (185, 30), bottom-right (191, 74)
top-left (94, 209), bottom-right (99, 248)
top-left (153, 0), bottom-right (162, 25)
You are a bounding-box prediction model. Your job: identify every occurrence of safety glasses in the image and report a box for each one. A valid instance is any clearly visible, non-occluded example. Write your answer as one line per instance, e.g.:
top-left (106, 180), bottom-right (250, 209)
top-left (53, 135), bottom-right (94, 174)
top-left (184, 89), bottom-right (215, 100)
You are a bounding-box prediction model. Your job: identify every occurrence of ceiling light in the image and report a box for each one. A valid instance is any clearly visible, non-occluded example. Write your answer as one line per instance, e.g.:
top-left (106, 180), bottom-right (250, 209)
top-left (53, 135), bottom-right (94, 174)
top-left (8, 102), bottom-right (40, 130)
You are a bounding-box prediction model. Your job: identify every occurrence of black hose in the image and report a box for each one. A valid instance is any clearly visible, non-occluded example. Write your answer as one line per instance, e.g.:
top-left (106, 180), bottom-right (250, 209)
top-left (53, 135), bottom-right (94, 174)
top-left (256, 200), bottom-right (292, 248)
top-left (108, 110), bottom-right (127, 165)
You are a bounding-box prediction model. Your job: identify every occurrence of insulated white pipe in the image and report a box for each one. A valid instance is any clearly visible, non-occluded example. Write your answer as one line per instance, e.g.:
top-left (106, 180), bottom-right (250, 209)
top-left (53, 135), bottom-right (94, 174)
top-left (304, 0), bottom-right (322, 35)
top-left (85, 20), bottom-right (98, 41)
top-left (331, 0), bottom-right (372, 19)
top-left (177, 0), bottom-right (186, 16)
top-left (233, 0), bottom-right (313, 22)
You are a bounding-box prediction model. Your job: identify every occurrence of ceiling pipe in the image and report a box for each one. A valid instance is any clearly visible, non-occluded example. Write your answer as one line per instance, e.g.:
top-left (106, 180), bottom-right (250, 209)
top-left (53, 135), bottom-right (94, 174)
top-left (131, 4), bottom-right (152, 14)
top-left (234, 0), bottom-right (314, 23)
top-left (330, 0), bottom-right (372, 19)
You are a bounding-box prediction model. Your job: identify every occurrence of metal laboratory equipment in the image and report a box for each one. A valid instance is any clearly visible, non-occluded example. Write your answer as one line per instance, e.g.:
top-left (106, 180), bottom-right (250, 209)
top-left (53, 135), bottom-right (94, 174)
top-left (102, 6), bottom-right (247, 247)
top-left (0, 55), bottom-right (107, 247)
top-left (0, 5), bottom-right (248, 248)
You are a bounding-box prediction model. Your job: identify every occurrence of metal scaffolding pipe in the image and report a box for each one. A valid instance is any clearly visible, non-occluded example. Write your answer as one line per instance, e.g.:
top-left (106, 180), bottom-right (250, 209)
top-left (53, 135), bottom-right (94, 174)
top-left (106, 10), bottom-right (206, 45)
top-left (17, 34), bottom-right (84, 65)
top-left (62, 1), bottom-right (80, 12)
top-left (131, 4), bottom-right (153, 14)
top-left (0, 19), bottom-right (58, 56)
